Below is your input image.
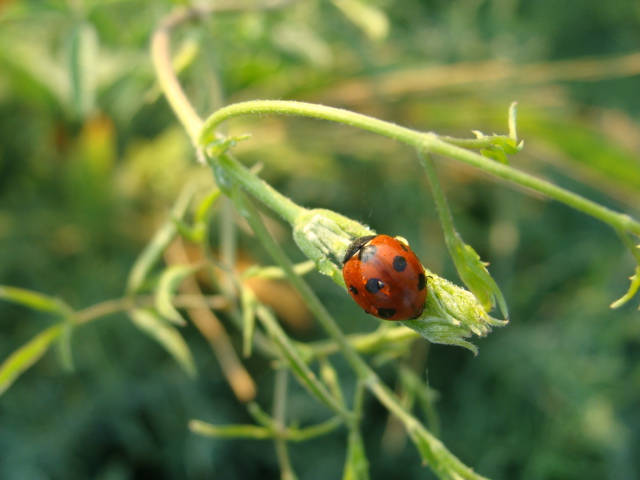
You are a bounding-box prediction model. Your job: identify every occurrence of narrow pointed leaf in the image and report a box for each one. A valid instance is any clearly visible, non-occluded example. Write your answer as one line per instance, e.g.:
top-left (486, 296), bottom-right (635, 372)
top-left (195, 188), bottom-right (222, 225)
top-left (610, 266), bottom-right (640, 309)
top-left (342, 428), bottom-right (370, 480)
top-left (155, 264), bottom-right (202, 325)
top-left (0, 285), bottom-right (63, 313)
top-left (126, 185), bottom-right (196, 294)
top-left (129, 309), bottom-right (197, 377)
top-left (0, 324), bottom-right (64, 396)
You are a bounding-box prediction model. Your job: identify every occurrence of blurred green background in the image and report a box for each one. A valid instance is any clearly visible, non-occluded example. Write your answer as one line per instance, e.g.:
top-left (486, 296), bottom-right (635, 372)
top-left (1, 0), bottom-right (640, 479)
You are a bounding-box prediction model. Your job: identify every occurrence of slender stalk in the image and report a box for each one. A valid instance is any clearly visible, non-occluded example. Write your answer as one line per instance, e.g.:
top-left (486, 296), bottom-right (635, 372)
top-left (426, 137), bottom-right (640, 236)
top-left (254, 304), bottom-right (353, 420)
top-left (152, 1), bottom-right (299, 143)
top-left (419, 153), bottom-right (457, 241)
top-left (199, 100), bottom-right (640, 237)
top-left (218, 152), bottom-right (306, 224)
top-left (200, 100), bottom-right (421, 147)
top-left (75, 294), bottom-right (228, 325)
top-left (151, 7), bottom-right (205, 141)
top-left (236, 190), bottom-right (490, 480)
top-left (308, 326), bottom-right (420, 358)
top-left (273, 369), bottom-right (298, 480)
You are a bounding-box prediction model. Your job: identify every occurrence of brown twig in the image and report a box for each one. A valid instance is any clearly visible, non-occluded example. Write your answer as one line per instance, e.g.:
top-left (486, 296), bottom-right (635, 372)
top-left (164, 237), bottom-right (256, 403)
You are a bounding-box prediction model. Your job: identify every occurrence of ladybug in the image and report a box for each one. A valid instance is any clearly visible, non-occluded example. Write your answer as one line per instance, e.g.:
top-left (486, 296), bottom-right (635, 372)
top-left (342, 235), bottom-right (427, 321)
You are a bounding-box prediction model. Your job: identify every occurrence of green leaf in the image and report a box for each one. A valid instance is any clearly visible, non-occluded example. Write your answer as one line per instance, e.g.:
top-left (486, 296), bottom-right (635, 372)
top-left (126, 185), bottom-right (196, 295)
top-left (169, 216), bottom-right (201, 243)
top-left (610, 266), bottom-right (640, 309)
top-left (241, 287), bottom-right (257, 358)
top-left (0, 324), bottom-right (64, 397)
top-left (319, 356), bottom-right (345, 404)
top-left (129, 309), bottom-right (197, 377)
top-left (342, 428), bottom-right (370, 480)
top-left (0, 285), bottom-right (63, 313)
top-left (155, 264), bottom-right (202, 325)
top-left (401, 273), bottom-right (508, 354)
top-left (449, 237), bottom-right (509, 319)
top-left (418, 151), bottom-right (509, 319)
top-left (480, 147), bottom-right (509, 165)
top-left (195, 187), bottom-right (223, 226)
top-left (332, 0), bottom-right (389, 41)
top-left (189, 419), bottom-right (273, 439)
top-left (204, 134), bottom-right (251, 159)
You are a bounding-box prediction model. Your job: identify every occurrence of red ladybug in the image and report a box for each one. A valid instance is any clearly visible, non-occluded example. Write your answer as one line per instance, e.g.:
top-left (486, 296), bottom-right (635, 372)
top-left (342, 235), bottom-right (427, 321)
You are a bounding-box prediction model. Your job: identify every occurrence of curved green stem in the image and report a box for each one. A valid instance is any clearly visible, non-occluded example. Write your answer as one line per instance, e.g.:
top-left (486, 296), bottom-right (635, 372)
top-left (200, 100), bottom-right (640, 237)
top-left (200, 99), bottom-right (421, 146)
top-left (151, 7), bottom-right (205, 142)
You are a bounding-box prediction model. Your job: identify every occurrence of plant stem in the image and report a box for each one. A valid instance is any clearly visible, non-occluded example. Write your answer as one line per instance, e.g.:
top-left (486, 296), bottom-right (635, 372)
top-left (235, 191), bottom-right (371, 380)
top-left (75, 294), bottom-right (228, 325)
top-left (200, 99), bottom-right (421, 146)
top-left (419, 152), bottom-right (457, 242)
top-left (308, 326), bottom-right (420, 358)
top-left (426, 137), bottom-right (640, 236)
top-left (218, 152), bottom-right (307, 224)
top-left (200, 100), bottom-right (640, 237)
top-left (273, 369), bottom-right (298, 480)
top-left (151, 7), bottom-right (205, 142)
top-left (152, 1), bottom-right (299, 143)
top-left (236, 190), bottom-right (490, 480)
top-left (254, 303), bottom-right (353, 420)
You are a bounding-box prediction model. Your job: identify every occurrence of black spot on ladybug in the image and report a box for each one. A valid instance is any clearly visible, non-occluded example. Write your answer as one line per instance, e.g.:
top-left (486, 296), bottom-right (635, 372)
top-left (377, 307), bottom-right (396, 319)
top-left (365, 278), bottom-right (383, 294)
top-left (417, 273), bottom-right (426, 291)
top-left (359, 244), bottom-right (377, 263)
top-left (349, 285), bottom-right (359, 295)
top-left (392, 255), bottom-right (407, 272)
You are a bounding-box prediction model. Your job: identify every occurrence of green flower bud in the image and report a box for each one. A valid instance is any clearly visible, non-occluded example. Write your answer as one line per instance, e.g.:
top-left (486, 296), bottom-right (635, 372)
top-left (402, 272), bottom-right (507, 355)
top-left (292, 208), bottom-right (373, 285)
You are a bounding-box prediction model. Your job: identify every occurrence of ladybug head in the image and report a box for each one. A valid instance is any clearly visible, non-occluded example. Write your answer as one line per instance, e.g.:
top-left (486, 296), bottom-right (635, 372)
top-left (342, 235), bottom-right (378, 265)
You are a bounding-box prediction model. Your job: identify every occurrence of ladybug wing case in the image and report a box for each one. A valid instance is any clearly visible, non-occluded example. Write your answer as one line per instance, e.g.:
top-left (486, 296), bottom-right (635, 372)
top-left (342, 235), bottom-right (427, 321)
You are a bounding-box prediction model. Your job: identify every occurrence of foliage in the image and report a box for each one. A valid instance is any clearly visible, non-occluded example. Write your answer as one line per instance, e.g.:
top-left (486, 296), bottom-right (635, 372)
top-left (1, 1), bottom-right (640, 479)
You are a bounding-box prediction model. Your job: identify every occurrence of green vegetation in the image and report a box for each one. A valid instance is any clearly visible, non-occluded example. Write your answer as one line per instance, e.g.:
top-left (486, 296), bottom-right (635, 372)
top-left (1, 1), bottom-right (639, 479)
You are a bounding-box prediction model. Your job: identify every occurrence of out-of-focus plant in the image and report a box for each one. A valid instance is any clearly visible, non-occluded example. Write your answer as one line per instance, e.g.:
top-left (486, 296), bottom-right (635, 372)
top-left (1, 2), bottom-right (640, 480)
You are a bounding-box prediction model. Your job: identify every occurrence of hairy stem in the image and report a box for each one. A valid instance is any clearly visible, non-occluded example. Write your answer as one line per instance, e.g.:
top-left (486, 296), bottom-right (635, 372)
top-left (200, 100), bottom-right (640, 237)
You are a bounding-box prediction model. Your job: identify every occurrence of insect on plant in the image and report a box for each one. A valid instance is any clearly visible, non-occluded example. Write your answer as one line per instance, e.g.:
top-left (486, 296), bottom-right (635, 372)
top-left (1, 2), bottom-right (640, 480)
